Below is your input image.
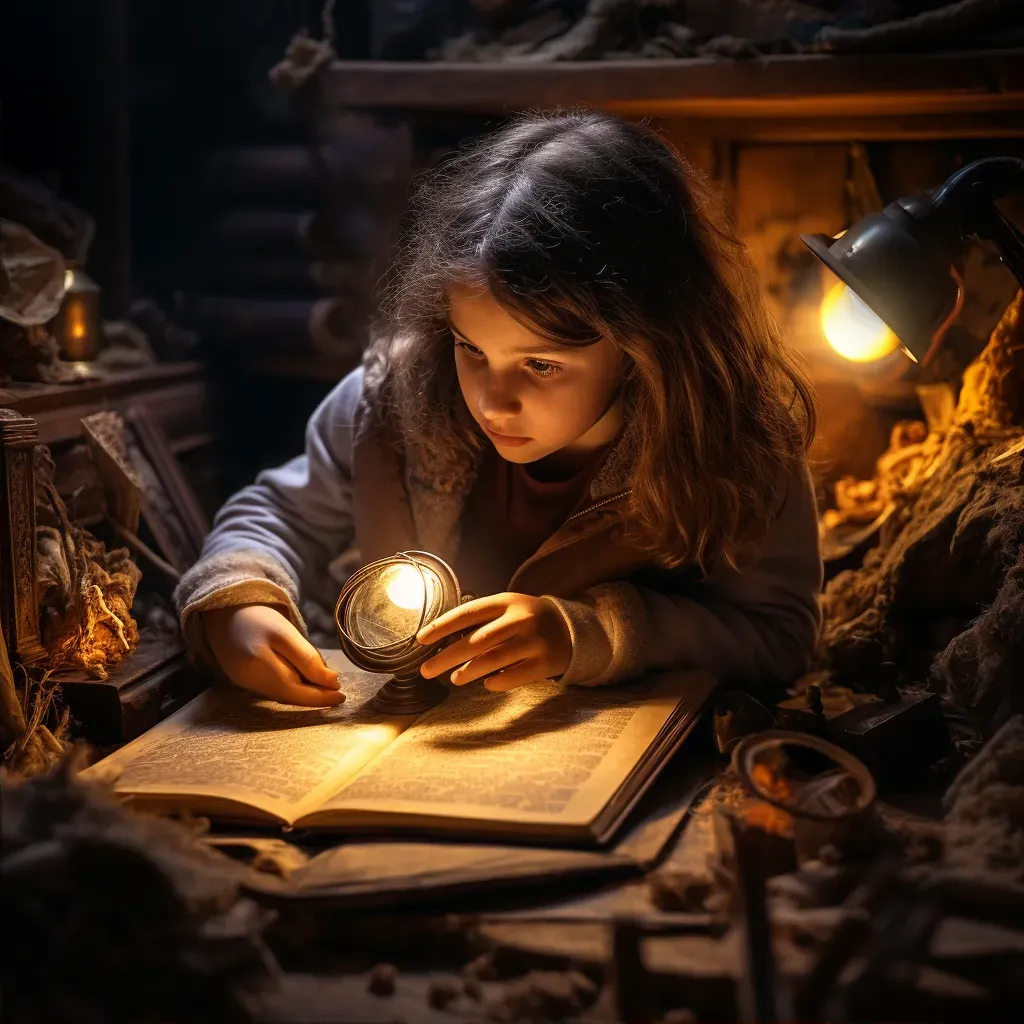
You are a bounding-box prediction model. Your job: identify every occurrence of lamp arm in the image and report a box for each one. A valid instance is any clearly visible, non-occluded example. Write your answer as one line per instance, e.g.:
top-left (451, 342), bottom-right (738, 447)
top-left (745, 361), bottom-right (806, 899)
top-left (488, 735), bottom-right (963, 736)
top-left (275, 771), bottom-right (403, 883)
top-left (929, 157), bottom-right (1024, 220)
top-left (925, 157), bottom-right (1024, 290)
top-left (988, 206), bottom-right (1024, 289)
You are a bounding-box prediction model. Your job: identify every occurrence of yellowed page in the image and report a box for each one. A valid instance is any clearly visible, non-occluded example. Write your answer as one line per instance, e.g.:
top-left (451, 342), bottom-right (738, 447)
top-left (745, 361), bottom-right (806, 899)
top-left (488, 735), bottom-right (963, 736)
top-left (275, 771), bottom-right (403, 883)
top-left (301, 669), bottom-right (715, 831)
top-left (81, 651), bottom-right (409, 825)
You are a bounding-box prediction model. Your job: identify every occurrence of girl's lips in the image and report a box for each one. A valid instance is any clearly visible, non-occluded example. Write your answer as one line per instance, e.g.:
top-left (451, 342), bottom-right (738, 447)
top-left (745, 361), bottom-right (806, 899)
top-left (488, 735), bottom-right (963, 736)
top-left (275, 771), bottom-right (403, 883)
top-left (484, 424), bottom-right (531, 446)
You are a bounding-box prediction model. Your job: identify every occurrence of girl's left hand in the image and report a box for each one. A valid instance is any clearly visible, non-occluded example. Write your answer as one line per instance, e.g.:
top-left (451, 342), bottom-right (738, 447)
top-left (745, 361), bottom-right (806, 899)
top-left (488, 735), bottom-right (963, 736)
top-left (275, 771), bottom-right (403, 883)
top-left (416, 593), bottom-right (572, 692)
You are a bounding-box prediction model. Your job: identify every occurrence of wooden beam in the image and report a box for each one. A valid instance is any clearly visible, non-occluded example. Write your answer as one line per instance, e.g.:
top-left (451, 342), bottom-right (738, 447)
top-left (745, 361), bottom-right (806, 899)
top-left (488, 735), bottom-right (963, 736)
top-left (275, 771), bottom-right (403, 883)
top-left (667, 110), bottom-right (1024, 143)
top-left (315, 50), bottom-right (1024, 122)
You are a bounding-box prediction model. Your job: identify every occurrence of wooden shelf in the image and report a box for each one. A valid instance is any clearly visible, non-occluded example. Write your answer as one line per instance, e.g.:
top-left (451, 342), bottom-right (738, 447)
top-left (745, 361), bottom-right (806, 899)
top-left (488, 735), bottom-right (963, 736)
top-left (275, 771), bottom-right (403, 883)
top-left (1, 362), bottom-right (210, 447)
top-left (315, 50), bottom-right (1024, 139)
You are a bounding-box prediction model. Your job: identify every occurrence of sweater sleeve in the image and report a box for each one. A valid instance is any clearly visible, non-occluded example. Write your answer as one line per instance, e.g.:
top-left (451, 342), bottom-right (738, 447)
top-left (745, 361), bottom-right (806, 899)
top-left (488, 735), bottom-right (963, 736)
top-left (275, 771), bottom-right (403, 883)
top-left (172, 367), bottom-right (364, 661)
top-left (547, 460), bottom-right (823, 688)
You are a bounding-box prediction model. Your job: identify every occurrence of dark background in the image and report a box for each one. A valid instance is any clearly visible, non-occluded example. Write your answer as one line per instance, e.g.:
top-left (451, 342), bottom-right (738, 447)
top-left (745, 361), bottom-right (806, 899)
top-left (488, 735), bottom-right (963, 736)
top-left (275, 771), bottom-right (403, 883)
top-left (1, 1), bottom-right (373, 315)
top-left (1, 2), bottom-right (383, 504)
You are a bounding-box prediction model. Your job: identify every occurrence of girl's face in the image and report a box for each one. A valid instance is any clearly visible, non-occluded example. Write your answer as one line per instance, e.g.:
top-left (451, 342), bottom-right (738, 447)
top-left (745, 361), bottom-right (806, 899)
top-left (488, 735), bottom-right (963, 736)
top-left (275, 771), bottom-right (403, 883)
top-left (448, 284), bottom-right (624, 466)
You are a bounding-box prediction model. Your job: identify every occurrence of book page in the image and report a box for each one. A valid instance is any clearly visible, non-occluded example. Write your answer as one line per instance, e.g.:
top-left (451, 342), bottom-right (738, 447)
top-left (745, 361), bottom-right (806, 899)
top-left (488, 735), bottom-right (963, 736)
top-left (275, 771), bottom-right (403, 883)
top-left (305, 669), bottom-right (714, 830)
top-left (83, 651), bottom-right (409, 824)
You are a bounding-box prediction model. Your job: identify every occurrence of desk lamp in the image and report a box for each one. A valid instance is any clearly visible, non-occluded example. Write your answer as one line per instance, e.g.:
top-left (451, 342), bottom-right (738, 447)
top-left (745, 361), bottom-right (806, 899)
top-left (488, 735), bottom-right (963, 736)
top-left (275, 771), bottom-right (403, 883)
top-left (802, 157), bottom-right (1024, 364)
top-left (334, 550), bottom-right (461, 714)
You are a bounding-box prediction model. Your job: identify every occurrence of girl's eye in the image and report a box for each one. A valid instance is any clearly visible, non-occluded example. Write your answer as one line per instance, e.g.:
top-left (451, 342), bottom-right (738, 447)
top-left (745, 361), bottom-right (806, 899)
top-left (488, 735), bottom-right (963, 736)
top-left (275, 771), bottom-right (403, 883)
top-left (527, 359), bottom-right (561, 378)
top-left (455, 340), bottom-right (484, 358)
top-left (455, 339), bottom-right (559, 378)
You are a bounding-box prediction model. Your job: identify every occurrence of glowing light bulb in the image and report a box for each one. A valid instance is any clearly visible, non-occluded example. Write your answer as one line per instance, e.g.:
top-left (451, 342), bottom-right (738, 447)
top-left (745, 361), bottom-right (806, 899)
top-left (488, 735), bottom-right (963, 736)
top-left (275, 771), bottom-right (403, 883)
top-left (820, 281), bottom-right (900, 363)
top-left (384, 563), bottom-right (430, 610)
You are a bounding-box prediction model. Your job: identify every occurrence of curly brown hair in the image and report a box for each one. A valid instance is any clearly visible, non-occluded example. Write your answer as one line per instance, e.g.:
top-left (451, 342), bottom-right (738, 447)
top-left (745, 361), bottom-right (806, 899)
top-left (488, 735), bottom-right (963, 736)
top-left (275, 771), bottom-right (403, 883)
top-left (372, 109), bottom-right (815, 572)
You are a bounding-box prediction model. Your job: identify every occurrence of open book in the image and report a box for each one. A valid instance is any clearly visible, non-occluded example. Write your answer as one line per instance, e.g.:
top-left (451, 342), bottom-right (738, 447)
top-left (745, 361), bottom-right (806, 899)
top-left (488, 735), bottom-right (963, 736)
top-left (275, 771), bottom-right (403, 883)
top-left (83, 652), bottom-right (716, 847)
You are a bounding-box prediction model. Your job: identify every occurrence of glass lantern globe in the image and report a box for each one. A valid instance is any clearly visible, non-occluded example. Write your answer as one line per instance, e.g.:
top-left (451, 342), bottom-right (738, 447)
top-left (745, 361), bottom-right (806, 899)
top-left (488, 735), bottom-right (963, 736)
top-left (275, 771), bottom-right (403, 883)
top-left (55, 263), bottom-right (101, 361)
top-left (334, 550), bottom-right (461, 714)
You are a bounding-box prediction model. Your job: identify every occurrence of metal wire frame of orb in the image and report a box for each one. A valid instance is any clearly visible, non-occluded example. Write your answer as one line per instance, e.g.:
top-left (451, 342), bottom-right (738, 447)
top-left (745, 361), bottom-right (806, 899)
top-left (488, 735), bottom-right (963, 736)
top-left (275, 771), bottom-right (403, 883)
top-left (333, 551), bottom-right (461, 683)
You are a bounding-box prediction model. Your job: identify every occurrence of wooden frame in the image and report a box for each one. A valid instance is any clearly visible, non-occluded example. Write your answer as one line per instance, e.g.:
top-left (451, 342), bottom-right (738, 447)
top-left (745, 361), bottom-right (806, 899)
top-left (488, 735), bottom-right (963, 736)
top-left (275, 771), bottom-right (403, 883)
top-left (0, 411), bottom-right (46, 667)
top-left (123, 404), bottom-right (209, 574)
top-left (79, 402), bottom-right (209, 578)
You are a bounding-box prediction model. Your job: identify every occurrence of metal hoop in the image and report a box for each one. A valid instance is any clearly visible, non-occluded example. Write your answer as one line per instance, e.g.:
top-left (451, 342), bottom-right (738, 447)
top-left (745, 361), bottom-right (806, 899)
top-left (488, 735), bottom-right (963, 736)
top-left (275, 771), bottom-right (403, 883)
top-left (333, 550), bottom-right (462, 710)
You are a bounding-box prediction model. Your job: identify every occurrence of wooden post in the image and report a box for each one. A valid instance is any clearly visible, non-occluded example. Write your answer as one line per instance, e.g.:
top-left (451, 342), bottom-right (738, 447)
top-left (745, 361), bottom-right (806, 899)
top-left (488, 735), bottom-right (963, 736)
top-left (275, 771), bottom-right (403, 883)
top-left (0, 410), bottom-right (47, 666)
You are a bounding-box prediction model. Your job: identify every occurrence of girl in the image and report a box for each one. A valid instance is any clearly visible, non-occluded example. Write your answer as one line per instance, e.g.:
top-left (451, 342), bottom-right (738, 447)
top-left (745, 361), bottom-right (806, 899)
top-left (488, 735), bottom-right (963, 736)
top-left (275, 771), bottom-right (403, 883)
top-left (176, 110), bottom-right (822, 708)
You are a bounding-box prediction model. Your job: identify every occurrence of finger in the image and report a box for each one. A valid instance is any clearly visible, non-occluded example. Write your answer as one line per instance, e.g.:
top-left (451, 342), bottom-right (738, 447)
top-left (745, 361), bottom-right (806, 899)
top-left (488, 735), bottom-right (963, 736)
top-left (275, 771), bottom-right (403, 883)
top-left (483, 659), bottom-right (551, 692)
top-left (267, 679), bottom-right (348, 707)
top-left (250, 651), bottom-right (348, 707)
top-left (268, 623), bottom-right (341, 690)
top-left (416, 594), bottom-right (510, 645)
top-left (420, 616), bottom-right (522, 679)
top-left (450, 638), bottom-right (541, 687)
top-left (271, 682), bottom-right (348, 708)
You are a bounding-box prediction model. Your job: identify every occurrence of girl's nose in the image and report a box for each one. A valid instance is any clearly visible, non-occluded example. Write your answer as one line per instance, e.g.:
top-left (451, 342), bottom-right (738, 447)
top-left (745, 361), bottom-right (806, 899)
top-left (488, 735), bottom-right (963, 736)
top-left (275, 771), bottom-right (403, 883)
top-left (477, 376), bottom-right (522, 419)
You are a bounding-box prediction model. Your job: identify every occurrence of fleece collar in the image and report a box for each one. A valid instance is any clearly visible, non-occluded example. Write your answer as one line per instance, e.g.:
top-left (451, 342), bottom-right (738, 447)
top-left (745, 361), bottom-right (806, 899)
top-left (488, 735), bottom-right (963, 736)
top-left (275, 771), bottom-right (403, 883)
top-left (404, 425), bottom-right (636, 566)
top-left (351, 360), bottom-right (637, 569)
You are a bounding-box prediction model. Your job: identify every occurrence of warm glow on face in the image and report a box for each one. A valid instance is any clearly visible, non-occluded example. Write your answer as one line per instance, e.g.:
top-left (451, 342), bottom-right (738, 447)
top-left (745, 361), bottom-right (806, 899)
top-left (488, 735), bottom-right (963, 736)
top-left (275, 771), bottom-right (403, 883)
top-left (384, 563), bottom-right (431, 611)
top-left (820, 281), bottom-right (900, 362)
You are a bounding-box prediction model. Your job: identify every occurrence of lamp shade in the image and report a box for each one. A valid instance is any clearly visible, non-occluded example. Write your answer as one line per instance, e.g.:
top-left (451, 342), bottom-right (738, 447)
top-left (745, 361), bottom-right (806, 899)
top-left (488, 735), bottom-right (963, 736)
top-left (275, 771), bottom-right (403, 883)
top-left (335, 550), bottom-right (461, 714)
top-left (802, 198), bottom-right (961, 363)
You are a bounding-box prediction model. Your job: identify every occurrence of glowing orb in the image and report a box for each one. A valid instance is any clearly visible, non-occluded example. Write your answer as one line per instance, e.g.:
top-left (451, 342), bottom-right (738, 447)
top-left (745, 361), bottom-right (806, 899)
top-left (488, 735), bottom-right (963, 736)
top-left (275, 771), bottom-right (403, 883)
top-left (820, 281), bottom-right (900, 363)
top-left (384, 562), bottom-right (433, 611)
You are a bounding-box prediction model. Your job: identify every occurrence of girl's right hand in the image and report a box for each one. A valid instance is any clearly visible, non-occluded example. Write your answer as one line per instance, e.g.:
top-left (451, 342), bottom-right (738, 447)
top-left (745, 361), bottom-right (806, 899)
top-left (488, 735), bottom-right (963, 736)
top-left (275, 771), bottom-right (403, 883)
top-left (201, 604), bottom-right (346, 707)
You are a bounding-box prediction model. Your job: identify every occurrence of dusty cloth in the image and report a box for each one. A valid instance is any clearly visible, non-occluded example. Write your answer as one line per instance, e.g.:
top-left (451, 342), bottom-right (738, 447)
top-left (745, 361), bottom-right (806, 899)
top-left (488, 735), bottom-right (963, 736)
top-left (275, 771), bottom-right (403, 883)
top-left (816, 0), bottom-right (1021, 53)
top-left (0, 321), bottom-right (103, 385)
top-left (1, 759), bottom-right (275, 1023)
top-left (432, 1), bottom-right (1019, 62)
top-left (941, 714), bottom-right (1024, 881)
top-left (455, 445), bottom-right (608, 597)
top-left (173, 352), bottom-right (822, 691)
top-left (0, 165), bottom-right (99, 382)
top-left (0, 219), bottom-right (65, 327)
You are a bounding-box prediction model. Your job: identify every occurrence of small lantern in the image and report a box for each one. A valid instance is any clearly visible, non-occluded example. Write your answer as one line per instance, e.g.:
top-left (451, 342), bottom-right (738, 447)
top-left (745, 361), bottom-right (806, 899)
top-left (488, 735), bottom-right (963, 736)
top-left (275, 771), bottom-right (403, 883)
top-left (334, 550), bottom-right (462, 714)
top-left (55, 263), bottom-right (101, 361)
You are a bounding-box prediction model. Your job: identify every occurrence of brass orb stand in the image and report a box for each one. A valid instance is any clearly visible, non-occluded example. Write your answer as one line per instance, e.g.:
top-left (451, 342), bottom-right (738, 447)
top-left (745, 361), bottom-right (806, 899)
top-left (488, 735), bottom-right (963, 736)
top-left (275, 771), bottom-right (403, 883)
top-left (334, 551), bottom-right (461, 715)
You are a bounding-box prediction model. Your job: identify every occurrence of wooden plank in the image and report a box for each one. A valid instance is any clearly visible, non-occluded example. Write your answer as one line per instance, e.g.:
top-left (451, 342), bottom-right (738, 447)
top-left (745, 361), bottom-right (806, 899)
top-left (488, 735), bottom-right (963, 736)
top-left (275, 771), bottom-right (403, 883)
top-left (2, 365), bottom-right (211, 448)
top-left (2, 362), bottom-right (205, 416)
top-left (315, 51), bottom-right (1024, 119)
top-left (57, 633), bottom-right (206, 744)
top-left (25, 380), bottom-right (210, 449)
top-left (669, 110), bottom-right (1024, 142)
